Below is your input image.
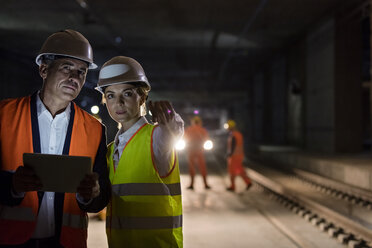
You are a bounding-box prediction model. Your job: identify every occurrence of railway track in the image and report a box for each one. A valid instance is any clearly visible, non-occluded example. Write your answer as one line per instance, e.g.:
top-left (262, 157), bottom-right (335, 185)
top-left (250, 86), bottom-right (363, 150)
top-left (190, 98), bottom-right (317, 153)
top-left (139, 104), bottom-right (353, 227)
top-left (247, 161), bottom-right (372, 248)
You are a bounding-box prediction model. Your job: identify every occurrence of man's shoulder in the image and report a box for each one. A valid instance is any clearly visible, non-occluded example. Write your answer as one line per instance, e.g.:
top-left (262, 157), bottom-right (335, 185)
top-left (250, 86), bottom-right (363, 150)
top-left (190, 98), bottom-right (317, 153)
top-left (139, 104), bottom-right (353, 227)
top-left (0, 96), bottom-right (30, 110)
top-left (196, 125), bottom-right (207, 132)
top-left (73, 104), bottom-right (103, 127)
top-left (233, 130), bottom-right (243, 137)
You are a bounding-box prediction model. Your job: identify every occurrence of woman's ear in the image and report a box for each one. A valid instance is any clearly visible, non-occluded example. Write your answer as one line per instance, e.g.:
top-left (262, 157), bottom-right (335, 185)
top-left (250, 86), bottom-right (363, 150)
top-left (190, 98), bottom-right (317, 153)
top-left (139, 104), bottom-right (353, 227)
top-left (39, 64), bottom-right (48, 80)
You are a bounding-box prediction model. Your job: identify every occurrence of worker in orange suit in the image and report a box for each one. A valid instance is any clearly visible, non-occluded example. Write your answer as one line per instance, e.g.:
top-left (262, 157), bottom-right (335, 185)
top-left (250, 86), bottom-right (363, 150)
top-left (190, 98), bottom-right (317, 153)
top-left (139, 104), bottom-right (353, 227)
top-left (226, 120), bottom-right (252, 191)
top-left (184, 116), bottom-right (211, 190)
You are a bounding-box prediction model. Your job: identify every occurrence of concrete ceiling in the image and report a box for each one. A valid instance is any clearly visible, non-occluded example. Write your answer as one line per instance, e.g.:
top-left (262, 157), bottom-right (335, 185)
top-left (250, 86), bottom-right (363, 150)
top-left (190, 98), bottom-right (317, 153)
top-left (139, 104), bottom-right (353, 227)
top-left (0, 0), bottom-right (362, 98)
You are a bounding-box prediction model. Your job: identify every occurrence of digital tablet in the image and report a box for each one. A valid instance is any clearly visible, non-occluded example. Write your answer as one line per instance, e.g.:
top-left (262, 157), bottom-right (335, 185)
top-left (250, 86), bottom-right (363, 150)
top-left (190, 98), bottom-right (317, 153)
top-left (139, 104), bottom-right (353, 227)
top-left (23, 153), bottom-right (92, 193)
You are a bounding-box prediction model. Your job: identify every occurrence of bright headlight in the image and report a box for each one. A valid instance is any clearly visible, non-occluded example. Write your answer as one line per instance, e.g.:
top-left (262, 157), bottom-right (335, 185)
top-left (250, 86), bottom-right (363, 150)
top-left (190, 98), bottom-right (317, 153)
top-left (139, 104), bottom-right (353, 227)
top-left (91, 105), bottom-right (99, 114)
top-left (175, 139), bottom-right (186, 150)
top-left (203, 140), bottom-right (213, 150)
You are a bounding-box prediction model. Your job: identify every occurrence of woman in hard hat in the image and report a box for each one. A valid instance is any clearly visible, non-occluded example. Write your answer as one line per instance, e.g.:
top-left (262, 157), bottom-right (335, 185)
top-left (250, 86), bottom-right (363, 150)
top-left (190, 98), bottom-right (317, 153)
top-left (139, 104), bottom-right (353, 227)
top-left (226, 120), bottom-right (252, 191)
top-left (95, 56), bottom-right (183, 248)
top-left (184, 116), bottom-right (211, 189)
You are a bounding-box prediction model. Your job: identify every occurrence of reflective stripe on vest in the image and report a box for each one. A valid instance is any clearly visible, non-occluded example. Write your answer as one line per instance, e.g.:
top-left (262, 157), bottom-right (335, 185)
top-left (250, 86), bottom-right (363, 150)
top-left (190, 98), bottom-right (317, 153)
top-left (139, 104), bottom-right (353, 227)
top-left (0, 206), bottom-right (36, 222)
top-left (112, 182), bottom-right (181, 196)
top-left (62, 213), bottom-right (88, 229)
top-left (108, 215), bottom-right (182, 230)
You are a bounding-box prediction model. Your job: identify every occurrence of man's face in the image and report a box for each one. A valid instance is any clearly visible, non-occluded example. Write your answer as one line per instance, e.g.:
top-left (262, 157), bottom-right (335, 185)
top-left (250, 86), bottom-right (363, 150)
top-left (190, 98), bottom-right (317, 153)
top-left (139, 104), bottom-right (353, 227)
top-left (40, 57), bottom-right (88, 102)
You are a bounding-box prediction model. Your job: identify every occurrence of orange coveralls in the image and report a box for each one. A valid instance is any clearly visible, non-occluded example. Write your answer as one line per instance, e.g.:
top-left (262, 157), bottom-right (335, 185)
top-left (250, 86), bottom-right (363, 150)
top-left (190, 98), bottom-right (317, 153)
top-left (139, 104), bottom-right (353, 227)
top-left (184, 124), bottom-right (209, 187)
top-left (227, 130), bottom-right (251, 189)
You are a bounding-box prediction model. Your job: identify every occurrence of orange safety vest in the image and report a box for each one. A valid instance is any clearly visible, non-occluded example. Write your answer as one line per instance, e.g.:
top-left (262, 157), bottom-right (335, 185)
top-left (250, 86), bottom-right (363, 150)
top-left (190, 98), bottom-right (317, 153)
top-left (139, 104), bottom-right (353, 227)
top-left (0, 94), bottom-right (103, 248)
top-left (228, 130), bottom-right (244, 156)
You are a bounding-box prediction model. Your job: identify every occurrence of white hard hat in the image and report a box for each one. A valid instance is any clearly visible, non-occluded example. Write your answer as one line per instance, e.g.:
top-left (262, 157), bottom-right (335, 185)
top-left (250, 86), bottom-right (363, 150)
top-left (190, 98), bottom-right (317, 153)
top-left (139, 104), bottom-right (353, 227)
top-left (95, 56), bottom-right (151, 94)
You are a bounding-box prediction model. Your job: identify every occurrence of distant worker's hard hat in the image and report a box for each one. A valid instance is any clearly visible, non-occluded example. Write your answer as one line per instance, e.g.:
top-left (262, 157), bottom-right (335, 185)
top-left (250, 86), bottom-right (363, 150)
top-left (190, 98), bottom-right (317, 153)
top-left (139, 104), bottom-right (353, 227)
top-left (95, 56), bottom-right (151, 94)
top-left (227, 120), bottom-right (236, 129)
top-left (192, 116), bottom-right (202, 124)
top-left (35, 29), bottom-right (97, 69)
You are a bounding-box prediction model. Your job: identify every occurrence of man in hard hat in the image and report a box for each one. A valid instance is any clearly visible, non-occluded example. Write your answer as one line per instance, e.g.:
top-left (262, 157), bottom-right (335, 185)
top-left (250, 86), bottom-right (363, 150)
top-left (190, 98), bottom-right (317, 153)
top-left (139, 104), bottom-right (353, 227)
top-left (226, 120), bottom-right (252, 192)
top-left (184, 116), bottom-right (211, 190)
top-left (0, 29), bottom-right (110, 248)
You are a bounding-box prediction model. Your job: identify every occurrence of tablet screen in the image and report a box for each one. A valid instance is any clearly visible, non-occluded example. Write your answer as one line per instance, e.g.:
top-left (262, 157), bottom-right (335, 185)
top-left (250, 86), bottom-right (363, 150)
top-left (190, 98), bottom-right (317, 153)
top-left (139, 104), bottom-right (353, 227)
top-left (23, 153), bottom-right (92, 193)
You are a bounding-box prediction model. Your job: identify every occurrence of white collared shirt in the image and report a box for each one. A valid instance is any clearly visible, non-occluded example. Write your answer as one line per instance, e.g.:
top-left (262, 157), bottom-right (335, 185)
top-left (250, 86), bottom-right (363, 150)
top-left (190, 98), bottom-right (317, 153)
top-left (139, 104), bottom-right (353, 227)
top-left (32, 94), bottom-right (70, 238)
top-left (113, 114), bottom-right (184, 176)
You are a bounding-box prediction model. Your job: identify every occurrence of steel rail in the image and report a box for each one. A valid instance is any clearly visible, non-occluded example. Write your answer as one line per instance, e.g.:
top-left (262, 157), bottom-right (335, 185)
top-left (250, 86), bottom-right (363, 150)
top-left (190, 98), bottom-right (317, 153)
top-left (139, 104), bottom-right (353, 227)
top-left (247, 167), bottom-right (372, 245)
top-left (293, 168), bottom-right (372, 201)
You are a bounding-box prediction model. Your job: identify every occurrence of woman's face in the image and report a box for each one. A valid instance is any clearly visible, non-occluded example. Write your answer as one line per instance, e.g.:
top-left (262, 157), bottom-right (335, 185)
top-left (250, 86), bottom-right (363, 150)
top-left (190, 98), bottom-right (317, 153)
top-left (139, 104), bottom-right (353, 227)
top-left (104, 83), bottom-right (144, 128)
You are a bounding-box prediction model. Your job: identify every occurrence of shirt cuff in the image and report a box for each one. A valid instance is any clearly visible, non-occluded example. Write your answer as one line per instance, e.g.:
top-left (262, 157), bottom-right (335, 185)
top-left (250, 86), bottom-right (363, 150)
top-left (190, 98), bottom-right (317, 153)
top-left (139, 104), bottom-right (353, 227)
top-left (76, 193), bottom-right (93, 205)
top-left (11, 188), bottom-right (25, 198)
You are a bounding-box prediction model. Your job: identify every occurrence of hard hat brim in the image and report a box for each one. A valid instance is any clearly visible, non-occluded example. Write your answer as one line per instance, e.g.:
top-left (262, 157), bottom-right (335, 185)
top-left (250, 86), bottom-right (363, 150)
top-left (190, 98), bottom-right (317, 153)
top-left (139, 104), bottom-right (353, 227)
top-left (35, 53), bottom-right (97, 69)
top-left (95, 81), bottom-right (151, 94)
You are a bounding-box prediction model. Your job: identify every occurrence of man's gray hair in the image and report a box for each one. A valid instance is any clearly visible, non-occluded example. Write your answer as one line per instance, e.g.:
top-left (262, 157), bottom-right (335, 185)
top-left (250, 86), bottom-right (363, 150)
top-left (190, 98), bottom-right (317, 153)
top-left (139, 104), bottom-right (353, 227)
top-left (40, 54), bottom-right (56, 65)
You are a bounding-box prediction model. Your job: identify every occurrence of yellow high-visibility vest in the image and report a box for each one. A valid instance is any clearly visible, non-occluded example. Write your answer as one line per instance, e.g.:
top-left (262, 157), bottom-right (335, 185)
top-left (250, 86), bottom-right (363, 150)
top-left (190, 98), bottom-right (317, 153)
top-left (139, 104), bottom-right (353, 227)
top-left (106, 123), bottom-right (183, 248)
